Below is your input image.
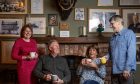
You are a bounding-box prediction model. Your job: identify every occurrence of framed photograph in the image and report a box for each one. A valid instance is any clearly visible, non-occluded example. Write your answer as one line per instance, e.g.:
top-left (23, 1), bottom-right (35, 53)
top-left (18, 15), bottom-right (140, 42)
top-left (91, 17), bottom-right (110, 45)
top-left (26, 17), bottom-right (46, 34)
top-left (48, 14), bottom-right (58, 26)
top-left (88, 9), bottom-right (120, 32)
top-left (119, 0), bottom-right (140, 6)
top-left (122, 9), bottom-right (140, 33)
top-left (31, 0), bottom-right (44, 14)
top-left (0, 0), bottom-right (27, 14)
top-left (1, 41), bottom-right (16, 64)
top-left (98, 0), bottom-right (113, 6)
top-left (0, 19), bottom-right (23, 36)
top-left (59, 22), bottom-right (69, 30)
top-left (75, 8), bottom-right (85, 20)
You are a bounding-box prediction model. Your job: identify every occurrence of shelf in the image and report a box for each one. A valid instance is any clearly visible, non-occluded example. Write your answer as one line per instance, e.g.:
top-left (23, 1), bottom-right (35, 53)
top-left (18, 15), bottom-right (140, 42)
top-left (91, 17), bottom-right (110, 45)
top-left (34, 36), bottom-right (110, 44)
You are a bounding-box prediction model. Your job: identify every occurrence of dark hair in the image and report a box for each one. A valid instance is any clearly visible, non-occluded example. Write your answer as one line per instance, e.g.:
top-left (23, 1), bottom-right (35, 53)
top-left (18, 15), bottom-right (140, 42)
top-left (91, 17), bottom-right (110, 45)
top-left (20, 24), bottom-right (33, 38)
top-left (86, 45), bottom-right (99, 58)
top-left (109, 15), bottom-right (124, 24)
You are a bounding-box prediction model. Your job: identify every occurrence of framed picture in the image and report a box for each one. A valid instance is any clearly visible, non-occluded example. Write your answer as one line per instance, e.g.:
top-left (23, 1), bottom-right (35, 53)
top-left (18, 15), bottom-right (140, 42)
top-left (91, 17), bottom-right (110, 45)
top-left (119, 0), bottom-right (140, 6)
top-left (1, 41), bottom-right (16, 64)
top-left (48, 14), bottom-right (58, 26)
top-left (75, 8), bottom-right (85, 20)
top-left (26, 17), bottom-right (46, 34)
top-left (0, 19), bottom-right (23, 36)
top-left (59, 22), bottom-right (69, 30)
top-left (88, 9), bottom-right (120, 32)
top-left (31, 0), bottom-right (44, 14)
top-left (122, 9), bottom-right (140, 33)
top-left (0, 0), bottom-right (27, 14)
top-left (98, 0), bottom-right (113, 6)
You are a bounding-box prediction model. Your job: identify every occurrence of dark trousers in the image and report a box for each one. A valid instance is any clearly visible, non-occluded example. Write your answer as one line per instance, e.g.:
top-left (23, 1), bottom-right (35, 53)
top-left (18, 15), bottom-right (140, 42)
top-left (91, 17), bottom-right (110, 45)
top-left (84, 80), bottom-right (99, 84)
top-left (111, 73), bottom-right (135, 84)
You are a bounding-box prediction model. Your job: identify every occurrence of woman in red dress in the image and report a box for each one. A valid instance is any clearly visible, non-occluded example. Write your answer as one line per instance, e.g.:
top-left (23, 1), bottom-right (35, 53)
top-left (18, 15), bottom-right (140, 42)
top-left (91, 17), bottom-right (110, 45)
top-left (11, 24), bottom-right (38, 84)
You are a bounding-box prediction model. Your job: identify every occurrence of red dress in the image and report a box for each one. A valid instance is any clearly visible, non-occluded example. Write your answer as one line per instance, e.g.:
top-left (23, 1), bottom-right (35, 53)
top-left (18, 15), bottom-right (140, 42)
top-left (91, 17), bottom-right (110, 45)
top-left (12, 38), bottom-right (38, 84)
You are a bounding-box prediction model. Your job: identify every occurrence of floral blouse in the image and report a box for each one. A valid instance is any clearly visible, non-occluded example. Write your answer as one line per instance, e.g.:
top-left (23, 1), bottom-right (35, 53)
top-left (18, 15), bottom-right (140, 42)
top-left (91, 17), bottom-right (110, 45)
top-left (77, 58), bottom-right (106, 84)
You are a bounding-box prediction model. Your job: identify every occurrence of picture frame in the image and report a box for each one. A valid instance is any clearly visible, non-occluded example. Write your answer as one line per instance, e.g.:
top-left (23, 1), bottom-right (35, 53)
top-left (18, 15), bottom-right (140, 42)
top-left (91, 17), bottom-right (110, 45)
top-left (48, 14), bottom-right (58, 26)
top-left (59, 22), bottom-right (69, 30)
top-left (75, 8), bottom-right (85, 20)
top-left (88, 9), bottom-right (120, 32)
top-left (31, 0), bottom-right (44, 14)
top-left (1, 41), bottom-right (16, 64)
top-left (0, 18), bottom-right (23, 36)
top-left (97, 0), bottom-right (113, 6)
top-left (0, 0), bottom-right (27, 14)
top-left (26, 17), bottom-right (46, 34)
top-left (119, 0), bottom-right (140, 6)
top-left (122, 9), bottom-right (140, 33)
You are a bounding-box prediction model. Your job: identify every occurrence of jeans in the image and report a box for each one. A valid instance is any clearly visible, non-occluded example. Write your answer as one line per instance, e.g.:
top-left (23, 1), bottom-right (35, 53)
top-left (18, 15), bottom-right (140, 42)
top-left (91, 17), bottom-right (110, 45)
top-left (84, 80), bottom-right (99, 84)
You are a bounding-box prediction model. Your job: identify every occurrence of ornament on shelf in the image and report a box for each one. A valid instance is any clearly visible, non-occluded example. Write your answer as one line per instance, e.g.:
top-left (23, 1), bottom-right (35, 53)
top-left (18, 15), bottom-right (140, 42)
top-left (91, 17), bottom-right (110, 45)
top-left (96, 23), bottom-right (104, 36)
top-left (50, 26), bottom-right (54, 36)
top-left (47, 26), bottom-right (55, 37)
top-left (79, 26), bottom-right (87, 37)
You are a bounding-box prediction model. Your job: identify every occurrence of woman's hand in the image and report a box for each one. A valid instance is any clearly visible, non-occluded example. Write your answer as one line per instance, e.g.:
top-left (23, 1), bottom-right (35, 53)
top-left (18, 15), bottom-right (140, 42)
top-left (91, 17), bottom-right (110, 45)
top-left (22, 55), bottom-right (36, 61)
top-left (26, 55), bottom-right (33, 60)
top-left (81, 59), bottom-right (98, 70)
top-left (22, 56), bottom-right (31, 60)
top-left (26, 52), bottom-right (38, 60)
top-left (81, 58), bottom-right (92, 65)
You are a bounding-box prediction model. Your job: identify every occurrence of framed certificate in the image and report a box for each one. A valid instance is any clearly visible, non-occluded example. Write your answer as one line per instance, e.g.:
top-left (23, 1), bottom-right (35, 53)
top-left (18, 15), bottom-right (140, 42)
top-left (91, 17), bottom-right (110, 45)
top-left (31, 0), bottom-right (44, 14)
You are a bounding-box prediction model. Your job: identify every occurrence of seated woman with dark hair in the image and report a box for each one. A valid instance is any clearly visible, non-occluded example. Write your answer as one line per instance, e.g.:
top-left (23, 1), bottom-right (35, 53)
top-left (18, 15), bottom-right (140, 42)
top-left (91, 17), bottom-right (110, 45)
top-left (77, 45), bottom-right (106, 84)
